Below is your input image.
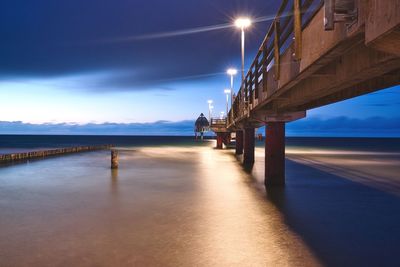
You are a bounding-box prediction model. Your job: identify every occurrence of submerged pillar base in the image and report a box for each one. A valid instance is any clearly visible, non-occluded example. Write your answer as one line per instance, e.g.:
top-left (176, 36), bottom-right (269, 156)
top-left (243, 128), bottom-right (255, 165)
top-left (235, 130), bottom-right (244, 155)
top-left (216, 133), bottom-right (223, 149)
top-left (265, 122), bottom-right (285, 186)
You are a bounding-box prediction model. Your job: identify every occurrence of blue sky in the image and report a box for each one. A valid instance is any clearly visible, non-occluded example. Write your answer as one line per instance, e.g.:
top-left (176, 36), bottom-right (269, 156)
top-left (0, 0), bottom-right (399, 136)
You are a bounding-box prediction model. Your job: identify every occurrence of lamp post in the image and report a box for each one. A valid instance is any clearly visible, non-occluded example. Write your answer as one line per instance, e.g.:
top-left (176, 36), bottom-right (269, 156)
top-left (227, 68), bottom-right (238, 106)
top-left (224, 89), bottom-right (231, 117)
top-left (207, 100), bottom-right (213, 122)
top-left (234, 18), bottom-right (252, 83)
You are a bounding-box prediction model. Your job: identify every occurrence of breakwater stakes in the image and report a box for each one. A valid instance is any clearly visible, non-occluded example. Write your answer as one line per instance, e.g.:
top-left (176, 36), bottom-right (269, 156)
top-left (0, 145), bottom-right (113, 164)
top-left (210, 0), bottom-right (400, 188)
top-left (111, 149), bottom-right (119, 169)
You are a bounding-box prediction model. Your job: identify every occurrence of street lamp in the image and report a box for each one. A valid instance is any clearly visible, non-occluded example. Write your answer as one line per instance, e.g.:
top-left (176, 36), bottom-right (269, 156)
top-left (226, 68), bottom-right (238, 108)
top-left (207, 100), bottom-right (213, 122)
top-left (234, 17), bottom-right (252, 83)
top-left (224, 89), bottom-right (231, 117)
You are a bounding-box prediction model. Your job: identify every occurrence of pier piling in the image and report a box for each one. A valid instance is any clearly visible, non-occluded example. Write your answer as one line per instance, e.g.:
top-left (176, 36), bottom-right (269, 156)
top-left (265, 122), bottom-right (285, 186)
top-left (236, 130), bottom-right (244, 155)
top-left (243, 128), bottom-right (255, 165)
top-left (216, 133), bottom-right (223, 149)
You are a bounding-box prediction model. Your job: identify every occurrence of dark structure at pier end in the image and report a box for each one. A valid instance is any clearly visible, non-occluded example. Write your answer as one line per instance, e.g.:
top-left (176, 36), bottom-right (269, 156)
top-left (194, 113), bottom-right (210, 140)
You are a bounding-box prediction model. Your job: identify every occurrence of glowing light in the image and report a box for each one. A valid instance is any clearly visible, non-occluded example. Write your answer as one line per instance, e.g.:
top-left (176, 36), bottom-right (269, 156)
top-left (224, 89), bottom-right (231, 94)
top-left (207, 100), bottom-right (213, 104)
top-left (227, 68), bottom-right (238, 76)
top-left (235, 17), bottom-right (252, 29)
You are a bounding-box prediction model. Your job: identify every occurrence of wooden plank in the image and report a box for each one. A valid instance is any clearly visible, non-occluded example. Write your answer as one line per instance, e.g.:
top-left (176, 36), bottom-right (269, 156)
top-left (300, 7), bottom-right (347, 72)
top-left (278, 44), bottom-right (301, 90)
top-left (366, 0), bottom-right (400, 55)
top-left (324, 0), bottom-right (335, 30)
top-left (262, 41), bottom-right (268, 93)
top-left (267, 65), bottom-right (279, 96)
top-left (278, 44), bottom-right (400, 111)
top-left (274, 20), bottom-right (281, 80)
top-left (297, 70), bottom-right (400, 111)
top-left (366, 0), bottom-right (400, 42)
top-left (249, 71), bottom-right (254, 105)
top-left (244, 78), bottom-right (248, 102)
top-left (294, 0), bottom-right (302, 60)
top-left (255, 58), bottom-right (259, 99)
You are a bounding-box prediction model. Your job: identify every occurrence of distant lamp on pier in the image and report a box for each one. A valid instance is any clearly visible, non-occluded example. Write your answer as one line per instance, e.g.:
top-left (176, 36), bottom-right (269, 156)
top-left (207, 100), bottom-right (213, 122)
top-left (224, 89), bottom-right (231, 117)
top-left (235, 17), bottom-right (252, 29)
top-left (226, 68), bottom-right (237, 108)
top-left (227, 68), bottom-right (238, 76)
top-left (234, 17), bottom-right (252, 83)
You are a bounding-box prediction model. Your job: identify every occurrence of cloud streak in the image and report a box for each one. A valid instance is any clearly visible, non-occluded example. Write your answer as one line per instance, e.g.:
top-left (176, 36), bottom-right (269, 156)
top-left (92, 15), bottom-right (276, 44)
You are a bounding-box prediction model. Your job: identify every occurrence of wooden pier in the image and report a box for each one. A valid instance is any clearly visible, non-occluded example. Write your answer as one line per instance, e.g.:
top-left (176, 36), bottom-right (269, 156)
top-left (210, 0), bottom-right (400, 187)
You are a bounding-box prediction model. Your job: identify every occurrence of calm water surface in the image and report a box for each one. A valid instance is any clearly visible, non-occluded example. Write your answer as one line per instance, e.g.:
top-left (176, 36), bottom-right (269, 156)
top-left (0, 136), bottom-right (400, 266)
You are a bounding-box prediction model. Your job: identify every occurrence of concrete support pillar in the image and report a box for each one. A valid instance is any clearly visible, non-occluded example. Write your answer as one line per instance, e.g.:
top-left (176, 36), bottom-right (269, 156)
top-left (216, 134), bottom-right (223, 149)
top-left (235, 130), bottom-right (244, 155)
top-left (111, 150), bottom-right (119, 169)
top-left (265, 122), bottom-right (285, 186)
top-left (243, 128), bottom-right (255, 165)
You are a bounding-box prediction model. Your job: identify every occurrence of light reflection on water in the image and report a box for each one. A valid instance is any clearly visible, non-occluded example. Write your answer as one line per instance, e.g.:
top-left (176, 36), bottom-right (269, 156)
top-left (0, 145), bottom-right (320, 266)
top-left (285, 147), bottom-right (400, 195)
top-left (0, 142), bottom-right (400, 266)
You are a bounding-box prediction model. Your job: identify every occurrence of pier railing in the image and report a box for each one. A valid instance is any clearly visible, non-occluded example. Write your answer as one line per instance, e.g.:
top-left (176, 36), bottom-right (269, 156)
top-left (210, 118), bottom-right (228, 132)
top-left (210, 118), bottom-right (227, 126)
top-left (228, 0), bottom-right (323, 126)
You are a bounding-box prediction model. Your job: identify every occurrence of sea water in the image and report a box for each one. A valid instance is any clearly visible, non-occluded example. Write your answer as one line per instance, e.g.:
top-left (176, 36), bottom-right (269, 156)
top-left (0, 135), bottom-right (400, 266)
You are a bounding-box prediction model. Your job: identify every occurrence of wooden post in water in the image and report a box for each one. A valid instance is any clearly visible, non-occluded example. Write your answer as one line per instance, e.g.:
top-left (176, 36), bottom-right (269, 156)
top-left (236, 130), bottom-right (244, 155)
top-left (243, 128), bottom-right (255, 165)
top-left (111, 150), bottom-right (119, 169)
top-left (216, 133), bottom-right (223, 149)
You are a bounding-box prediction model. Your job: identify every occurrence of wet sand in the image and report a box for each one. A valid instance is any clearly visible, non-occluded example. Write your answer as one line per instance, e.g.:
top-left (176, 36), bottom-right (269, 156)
top-left (1, 142), bottom-right (400, 266)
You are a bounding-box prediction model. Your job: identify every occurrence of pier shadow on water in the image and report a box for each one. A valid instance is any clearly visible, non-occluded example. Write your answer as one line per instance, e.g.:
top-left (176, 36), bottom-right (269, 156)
top-left (264, 159), bottom-right (400, 267)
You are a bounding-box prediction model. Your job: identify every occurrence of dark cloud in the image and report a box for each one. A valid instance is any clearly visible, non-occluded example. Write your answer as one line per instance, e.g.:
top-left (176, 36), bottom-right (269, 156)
top-left (286, 117), bottom-right (400, 137)
top-left (367, 102), bottom-right (400, 107)
top-left (2, 117), bottom-right (400, 137)
top-left (0, 0), bottom-right (280, 91)
top-left (0, 120), bottom-right (196, 136)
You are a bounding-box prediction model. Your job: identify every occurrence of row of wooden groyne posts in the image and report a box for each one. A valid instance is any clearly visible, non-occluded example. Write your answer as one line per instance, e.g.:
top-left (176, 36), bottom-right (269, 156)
top-left (0, 145), bottom-right (118, 166)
